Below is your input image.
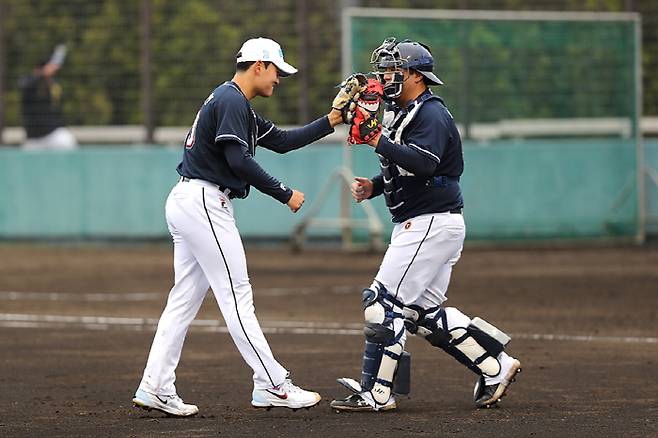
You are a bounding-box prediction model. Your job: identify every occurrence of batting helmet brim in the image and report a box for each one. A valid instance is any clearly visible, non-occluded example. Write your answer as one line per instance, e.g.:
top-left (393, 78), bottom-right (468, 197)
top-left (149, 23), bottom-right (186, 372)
top-left (419, 70), bottom-right (444, 86)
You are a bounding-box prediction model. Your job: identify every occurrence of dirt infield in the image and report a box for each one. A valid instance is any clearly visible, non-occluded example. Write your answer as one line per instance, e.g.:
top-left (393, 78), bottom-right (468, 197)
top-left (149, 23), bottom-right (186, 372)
top-left (0, 243), bottom-right (657, 437)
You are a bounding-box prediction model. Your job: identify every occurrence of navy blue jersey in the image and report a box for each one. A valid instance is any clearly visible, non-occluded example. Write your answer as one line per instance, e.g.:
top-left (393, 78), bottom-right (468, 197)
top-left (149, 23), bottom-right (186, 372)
top-left (19, 74), bottom-right (66, 138)
top-left (177, 81), bottom-right (333, 203)
top-left (371, 90), bottom-right (464, 223)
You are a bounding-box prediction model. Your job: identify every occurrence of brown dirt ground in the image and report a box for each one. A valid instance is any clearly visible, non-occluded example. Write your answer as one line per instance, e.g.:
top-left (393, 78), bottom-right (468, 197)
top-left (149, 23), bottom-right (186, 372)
top-left (0, 243), bottom-right (657, 437)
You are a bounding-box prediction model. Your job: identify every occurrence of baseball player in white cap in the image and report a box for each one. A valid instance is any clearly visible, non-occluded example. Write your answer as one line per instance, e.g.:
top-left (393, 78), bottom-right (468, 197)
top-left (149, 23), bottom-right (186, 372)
top-left (132, 37), bottom-right (364, 416)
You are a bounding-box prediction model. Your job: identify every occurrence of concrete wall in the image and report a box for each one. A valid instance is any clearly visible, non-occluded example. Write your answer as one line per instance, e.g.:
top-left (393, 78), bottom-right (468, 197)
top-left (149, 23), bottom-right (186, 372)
top-left (0, 139), bottom-right (653, 240)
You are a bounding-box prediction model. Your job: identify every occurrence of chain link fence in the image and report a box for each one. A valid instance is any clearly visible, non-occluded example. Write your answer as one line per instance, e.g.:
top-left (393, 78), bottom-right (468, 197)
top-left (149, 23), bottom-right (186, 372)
top-left (0, 0), bottom-right (657, 145)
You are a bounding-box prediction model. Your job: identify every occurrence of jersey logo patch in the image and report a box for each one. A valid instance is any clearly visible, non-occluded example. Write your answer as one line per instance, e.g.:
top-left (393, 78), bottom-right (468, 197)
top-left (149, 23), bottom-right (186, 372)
top-left (404, 221), bottom-right (412, 230)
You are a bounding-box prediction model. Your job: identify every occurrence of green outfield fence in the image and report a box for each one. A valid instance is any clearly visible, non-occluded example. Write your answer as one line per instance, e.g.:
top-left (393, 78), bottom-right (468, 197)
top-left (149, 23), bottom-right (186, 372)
top-left (1, 140), bottom-right (657, 241)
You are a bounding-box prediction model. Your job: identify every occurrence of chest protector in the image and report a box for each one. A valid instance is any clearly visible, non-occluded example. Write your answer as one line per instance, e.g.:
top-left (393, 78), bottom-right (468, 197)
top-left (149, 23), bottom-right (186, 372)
top-left (379, 93), bottom-right (444, 212)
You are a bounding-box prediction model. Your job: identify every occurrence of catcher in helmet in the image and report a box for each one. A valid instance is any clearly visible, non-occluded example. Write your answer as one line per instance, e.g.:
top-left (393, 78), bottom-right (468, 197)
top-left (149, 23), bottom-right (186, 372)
top-left (332, 37), bottom-right (523, 412)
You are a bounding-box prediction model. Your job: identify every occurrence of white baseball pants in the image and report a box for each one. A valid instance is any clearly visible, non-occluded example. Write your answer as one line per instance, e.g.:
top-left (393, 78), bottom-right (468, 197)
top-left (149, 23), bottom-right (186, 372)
top-left (138, 179), bottom-right (288, 395)
top-left (375, 211), bottom-right (466, 310)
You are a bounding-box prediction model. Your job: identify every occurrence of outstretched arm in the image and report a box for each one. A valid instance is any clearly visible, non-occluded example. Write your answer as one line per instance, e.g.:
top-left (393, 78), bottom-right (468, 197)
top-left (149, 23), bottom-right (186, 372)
top-left (257, 73), bottom-right (365, 153)
top-left (256, 113), bottom-right (337, 154)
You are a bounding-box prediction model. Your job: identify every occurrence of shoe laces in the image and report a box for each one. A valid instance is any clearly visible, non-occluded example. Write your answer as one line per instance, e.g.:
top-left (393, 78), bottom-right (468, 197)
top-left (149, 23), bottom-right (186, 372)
top-left (278, 378), bottom-right (304, 394)
top-left (161, 394), bottom-right (185, 405)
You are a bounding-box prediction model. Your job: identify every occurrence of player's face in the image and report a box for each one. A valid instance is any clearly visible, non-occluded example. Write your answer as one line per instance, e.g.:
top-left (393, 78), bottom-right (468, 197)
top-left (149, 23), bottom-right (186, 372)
top-left (382, 66), bottom-right (411, 94)
top-left (256, 62), bottom-right (280, 97)
top-left (382, 67), bottom-right (409, 84)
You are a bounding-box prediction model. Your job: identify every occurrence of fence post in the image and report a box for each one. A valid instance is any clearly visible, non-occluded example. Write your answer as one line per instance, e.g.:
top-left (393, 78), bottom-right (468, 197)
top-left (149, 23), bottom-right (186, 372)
top-left (0, 2), bottom-right (6, 145)
top-left (296, 0), bottom-right (310, 124)
top-left (140, 0), bottom-right (154, 144)
top-left (458, 0), bottom-right (471, 139)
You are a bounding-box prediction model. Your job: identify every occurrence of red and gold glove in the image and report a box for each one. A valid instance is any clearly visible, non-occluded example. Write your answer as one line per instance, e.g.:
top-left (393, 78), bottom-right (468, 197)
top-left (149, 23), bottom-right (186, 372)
top-left (348, 78), bottom-right (384, 145)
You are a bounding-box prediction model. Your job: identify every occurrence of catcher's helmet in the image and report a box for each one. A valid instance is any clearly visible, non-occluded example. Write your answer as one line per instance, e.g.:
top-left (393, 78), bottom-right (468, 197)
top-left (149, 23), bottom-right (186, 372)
top-left (370, 37), bottom-right (443, 99)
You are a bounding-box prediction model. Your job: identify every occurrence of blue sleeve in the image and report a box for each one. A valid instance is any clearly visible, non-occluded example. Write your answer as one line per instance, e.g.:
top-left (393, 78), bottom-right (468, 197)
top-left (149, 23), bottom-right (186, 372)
top-left (373, 105), bottom-right (446, 178)
top-left (223, 140), bottom-right (293, 204)
top-left (374, 136), bottom-right (438, 178)
top-left (256, 114), bottom-right (334, 153)
top-left (370, 174), bottom-right (384, 199)
top-left (214, 95), bottom-right (252, 151)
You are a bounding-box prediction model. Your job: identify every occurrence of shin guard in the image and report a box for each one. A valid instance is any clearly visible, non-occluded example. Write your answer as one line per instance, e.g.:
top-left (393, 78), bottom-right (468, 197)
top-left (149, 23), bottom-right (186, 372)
top-left (404, 306), bottom-right (511, 377)
top-left (360, 282), bottom-right (405, 405)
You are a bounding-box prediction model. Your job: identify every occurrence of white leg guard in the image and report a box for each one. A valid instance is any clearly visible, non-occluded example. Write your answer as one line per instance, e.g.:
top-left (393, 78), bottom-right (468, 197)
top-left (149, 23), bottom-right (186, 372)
top-left (448, 327), bottom-right (501, 377)
top-left (360, 281), bottom-right (406, 407)
top-left (370, 342), bottom-right (403, 405)
top-left (404, 306), bottom-right (510, 377)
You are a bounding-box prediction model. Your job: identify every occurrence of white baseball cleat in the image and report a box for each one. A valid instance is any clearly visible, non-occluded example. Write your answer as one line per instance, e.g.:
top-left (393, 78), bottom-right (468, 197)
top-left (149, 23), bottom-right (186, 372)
top-left (132, 388), bottom-right (199, 417)
top-left (251, 376), bottom-right (321, 410)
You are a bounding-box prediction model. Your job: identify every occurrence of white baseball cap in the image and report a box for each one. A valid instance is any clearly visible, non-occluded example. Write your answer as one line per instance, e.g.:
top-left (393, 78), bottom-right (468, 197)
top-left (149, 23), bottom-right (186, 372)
top-left (236, 38), bottom-right (297, 77)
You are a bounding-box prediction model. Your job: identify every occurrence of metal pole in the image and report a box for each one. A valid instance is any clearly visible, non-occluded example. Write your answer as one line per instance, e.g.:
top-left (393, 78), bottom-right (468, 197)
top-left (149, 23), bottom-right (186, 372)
top-left (458, 0), bottom-right (471, 139)
top-left (0, 2), bottom-right (6, 145)
top-left (340, 3), bottom-right (355, 248)
top-left (296, 0), bottom-right (310, 124)
top-left (634, 15), bottom-right (645, 244)
top-left (140, 0), bottom-right (154, 144)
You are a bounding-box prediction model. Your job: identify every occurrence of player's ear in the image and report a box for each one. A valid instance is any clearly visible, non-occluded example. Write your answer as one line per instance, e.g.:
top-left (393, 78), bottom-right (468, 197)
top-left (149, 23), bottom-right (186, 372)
top-left (253, 61), bottom-right (263, 76)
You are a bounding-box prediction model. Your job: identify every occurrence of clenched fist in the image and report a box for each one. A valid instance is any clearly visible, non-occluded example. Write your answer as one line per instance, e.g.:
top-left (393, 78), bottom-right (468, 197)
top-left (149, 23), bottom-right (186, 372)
top-left (287, 189), bottom-right (305, 213)
top-left (351, 177), bottom-right (373, 203)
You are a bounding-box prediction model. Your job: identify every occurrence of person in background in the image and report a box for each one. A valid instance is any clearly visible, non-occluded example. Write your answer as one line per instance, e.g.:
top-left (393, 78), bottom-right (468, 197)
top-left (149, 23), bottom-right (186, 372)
top-left (19, 45), bottom-right (77, 150)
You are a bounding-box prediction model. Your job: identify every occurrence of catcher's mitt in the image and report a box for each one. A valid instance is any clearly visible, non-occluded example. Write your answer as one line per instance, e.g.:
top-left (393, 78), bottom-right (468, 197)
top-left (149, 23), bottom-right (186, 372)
top-left (332, 73), bottom-right (368, 124)
top-left (348, 78), bottom-right (384, 145)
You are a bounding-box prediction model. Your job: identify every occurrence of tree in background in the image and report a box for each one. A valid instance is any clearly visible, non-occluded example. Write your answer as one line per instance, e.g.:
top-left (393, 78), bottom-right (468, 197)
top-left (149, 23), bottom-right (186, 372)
top-left (1, 0), bottom-right (656, 133)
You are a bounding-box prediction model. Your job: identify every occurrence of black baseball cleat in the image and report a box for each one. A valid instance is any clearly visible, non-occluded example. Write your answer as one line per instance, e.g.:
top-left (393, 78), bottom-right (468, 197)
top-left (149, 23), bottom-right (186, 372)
top-left (330, 393), bottom-right (397, 412)
top-left (474, 358), bottom-right (522, 408)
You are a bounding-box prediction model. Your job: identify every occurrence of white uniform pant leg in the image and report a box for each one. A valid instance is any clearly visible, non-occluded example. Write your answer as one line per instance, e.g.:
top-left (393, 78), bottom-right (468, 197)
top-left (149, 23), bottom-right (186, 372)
top-left (181, 184), bottom-right (287, 389)
top-left (375, 212), bottom-right (465, 308)
top-left (139, 191), bottom-right (211, 395)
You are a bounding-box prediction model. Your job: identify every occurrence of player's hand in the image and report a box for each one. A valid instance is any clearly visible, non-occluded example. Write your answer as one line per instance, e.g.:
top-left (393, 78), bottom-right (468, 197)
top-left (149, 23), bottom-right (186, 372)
top-left (351, 177), bottom-right (373, 203)
top-left (41, 62), bottom-right (60, 77)
top-left (348, 107), bottom-right (382, 147)
top-left (287, 189), bottom-right (305, 213)
top-left (328, 108), bottom-right (344, 127)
